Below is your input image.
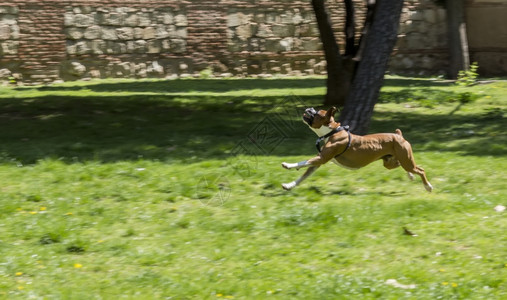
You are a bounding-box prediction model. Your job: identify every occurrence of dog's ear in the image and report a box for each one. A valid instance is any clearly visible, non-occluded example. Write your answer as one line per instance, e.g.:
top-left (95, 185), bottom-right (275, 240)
top-left (325, 107), bottom-right (337, 120)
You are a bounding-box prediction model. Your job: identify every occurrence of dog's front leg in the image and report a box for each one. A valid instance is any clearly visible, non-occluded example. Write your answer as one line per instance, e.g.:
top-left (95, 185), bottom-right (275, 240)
top-left (282, 166), bottom-right (319, 190)
top-left (282, 148), bottom-right (333, 170)
top-left (281, 160), bottom-right (311, 170)
top-left (282, 150), bottom-right (334, 190)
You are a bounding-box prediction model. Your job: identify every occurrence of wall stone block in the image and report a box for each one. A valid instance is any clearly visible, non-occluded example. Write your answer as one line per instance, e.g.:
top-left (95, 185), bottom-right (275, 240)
top-left (84, 25), bottom-right (101, 40)
top-left (170, 39), bottom-right (186, 53)
top-left (142, 27), bottom-right (156, 39)
top-left (101, 27), bottom-right (118, 40)
top-left (0, 24), bottom-right (10, 40)
top-left (147, 40), bottom-right (161, 53)
top-left (65, 28), bottom-right (84, 40)
top-left (0, 41), bottom-right (18, 55)
top-left (117, 27), bottom-right (134, 40)
top-left (0, 6), bottom-right (19, 57)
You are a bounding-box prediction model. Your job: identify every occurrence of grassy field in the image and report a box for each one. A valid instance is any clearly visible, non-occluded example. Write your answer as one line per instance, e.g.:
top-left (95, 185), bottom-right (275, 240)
top-left (0, 76), bottom-right (505, 299)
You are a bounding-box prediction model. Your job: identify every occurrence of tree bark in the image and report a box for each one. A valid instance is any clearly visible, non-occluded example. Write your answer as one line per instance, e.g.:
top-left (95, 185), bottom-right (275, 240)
top-left (344, 0), bottom-right (356, 57)
top-left (312, 0), bottom-right (350, 107)
top-left (338, 0), bottom-right (404, 135)
top-left (446, 0), bottom-right (470, 79)
top-left (354, 0), bottom-right (376, 62)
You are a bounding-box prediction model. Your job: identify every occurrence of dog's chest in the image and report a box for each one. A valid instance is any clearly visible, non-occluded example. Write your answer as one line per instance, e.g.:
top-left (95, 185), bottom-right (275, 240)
top-left (331, 158), bottom-right (359, 170)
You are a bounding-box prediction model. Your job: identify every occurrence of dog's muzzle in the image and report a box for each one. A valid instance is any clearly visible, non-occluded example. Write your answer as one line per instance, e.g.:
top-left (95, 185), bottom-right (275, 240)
top-left (303, 107), bottom-right (317, 126)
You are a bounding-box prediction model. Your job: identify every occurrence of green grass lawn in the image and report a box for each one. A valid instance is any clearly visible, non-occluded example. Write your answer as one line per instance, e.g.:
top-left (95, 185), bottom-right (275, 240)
top-left (0, 77), bottom-right (505, 299)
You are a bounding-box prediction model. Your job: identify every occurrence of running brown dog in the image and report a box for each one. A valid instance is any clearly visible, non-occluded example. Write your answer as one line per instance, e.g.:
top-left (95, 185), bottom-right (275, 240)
top-left (281, 107), bottom-right (433, 192)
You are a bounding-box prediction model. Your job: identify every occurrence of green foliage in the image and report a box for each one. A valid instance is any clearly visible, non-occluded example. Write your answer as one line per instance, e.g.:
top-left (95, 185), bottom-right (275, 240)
top-left (199, 68), bottom-right (213, 79)
top-left (0, 77), bottom-right (505, 298)
top-left (456, 62), bottom-right (479, 86)
top-left (8, 76), bottom-right (17, 85)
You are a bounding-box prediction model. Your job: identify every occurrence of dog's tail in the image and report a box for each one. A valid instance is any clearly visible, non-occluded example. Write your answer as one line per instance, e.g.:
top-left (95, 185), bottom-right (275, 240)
top-left (395, 129), bottom-right (403, 136)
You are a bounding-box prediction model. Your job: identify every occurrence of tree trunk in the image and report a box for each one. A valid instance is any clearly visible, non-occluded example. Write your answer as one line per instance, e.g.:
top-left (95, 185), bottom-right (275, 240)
top-left (312, 0), bottom-right (350, 107)
top-left (344, 0), bottom-right (356, 57)
top-left (354, 0), bottom-right (376, 62)
top-left (338, 0), bottom-right (404, 135)
top-left (446, 0), bottom-right (470, 79)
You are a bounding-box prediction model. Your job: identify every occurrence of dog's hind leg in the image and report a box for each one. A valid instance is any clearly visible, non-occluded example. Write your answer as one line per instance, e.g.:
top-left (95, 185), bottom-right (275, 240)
top-left (383, 155), bottom-right (414, 181)
top-left (282, 166), bottom-right (319, 190)
top-left (394, 129), bottom-right (416, 182)
top-left (382, 155), bottom-right (401, 170)
top-left (394, 139), bottom-right (433, 192)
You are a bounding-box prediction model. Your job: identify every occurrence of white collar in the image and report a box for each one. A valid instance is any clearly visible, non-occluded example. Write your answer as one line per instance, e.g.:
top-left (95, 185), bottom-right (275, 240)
top-left (307, 124), bottom-right (333, 137)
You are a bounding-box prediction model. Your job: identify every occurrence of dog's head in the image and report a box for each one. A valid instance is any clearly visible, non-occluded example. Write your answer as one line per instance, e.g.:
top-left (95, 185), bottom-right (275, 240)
top-left (303, 107), bottom-right (337, 129)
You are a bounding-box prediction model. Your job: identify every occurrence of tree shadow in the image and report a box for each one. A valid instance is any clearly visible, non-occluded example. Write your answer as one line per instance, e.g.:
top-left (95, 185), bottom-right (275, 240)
top-left (16, 78), bottom-right (326, 94)
top-left (383, 77), bottom-right (454, 88)
top-left (370, 108), bottom-right (505, 156)
top-left (0, 93), bottom-right (319, 164)
top-left (378, 88), bottom-right (468, 105)
top-left (1, 80), bottom-right (504, 165)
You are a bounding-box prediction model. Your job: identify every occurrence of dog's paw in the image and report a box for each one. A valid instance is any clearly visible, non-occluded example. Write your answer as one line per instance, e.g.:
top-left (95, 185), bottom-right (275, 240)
top-left (282, 182), bottom-right (296, 190)
top-left (282, 162), bottom-right (298, 170)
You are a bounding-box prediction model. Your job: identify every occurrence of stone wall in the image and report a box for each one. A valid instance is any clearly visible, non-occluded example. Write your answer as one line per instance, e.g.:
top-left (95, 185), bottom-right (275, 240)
top-left (0, 6), bottom-right (20, 79)
top-left (62, 6), bottom-right (188, 80)
top-left (0, 6), bottom-right (19, 56)
top-left (390, 0), bottom-right (449, 75)
top-left (0, 0), bottom-right (504, 84)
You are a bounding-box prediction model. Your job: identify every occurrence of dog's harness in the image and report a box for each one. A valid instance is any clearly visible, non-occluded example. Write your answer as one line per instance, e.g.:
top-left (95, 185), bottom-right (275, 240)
top-left (315, 125), bottom-right (351, 157)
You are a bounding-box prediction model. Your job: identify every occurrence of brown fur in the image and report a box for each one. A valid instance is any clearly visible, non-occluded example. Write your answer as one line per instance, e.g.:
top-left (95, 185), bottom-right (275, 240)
top-left (282, 107), bottom-right (432, 192)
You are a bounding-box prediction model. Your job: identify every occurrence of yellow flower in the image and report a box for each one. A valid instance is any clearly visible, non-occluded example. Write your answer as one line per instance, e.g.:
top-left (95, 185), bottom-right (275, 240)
top-left (452, 283), bottom-right (458, 287)
top-left (74, 263), bottom-right (83, 269)
top-left (439, 268), bottom-right (445, 272)
top-left (225, 296), bottom-right (234, 299)
top-left (15, 272), bottom-right (23, 276)
top-left (65, 212), bottom-right (73, 216)
top-left (29, 211), bottom-right (37, 215)
top-left (39, 207), bottom-right (47, 211)
top-left (216, 294), bottom-right (223, 297)
top-left (17, 286), bottom-right (24, 290)
top-left (442, 282), bottom-right (449, 286)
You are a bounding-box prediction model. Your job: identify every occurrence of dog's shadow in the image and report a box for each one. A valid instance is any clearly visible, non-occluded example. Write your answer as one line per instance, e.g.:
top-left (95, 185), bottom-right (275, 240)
top-left (322, 186), bottom-right (409, 198)
top-left (260, 183), bottom-right (407, 198)
top-left (335, 189), bottom-right (407, 197)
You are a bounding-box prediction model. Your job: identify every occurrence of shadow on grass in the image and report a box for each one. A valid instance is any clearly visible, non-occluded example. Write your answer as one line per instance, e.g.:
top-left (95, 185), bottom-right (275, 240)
top-left (370, 108), bottom-right (505, 156)
top-left (19, 78), bottom-right (326, 94)
top-left (0, 94), bottom-right (318, 164)
top-left (16, 77), bottom-right (450, 94)
top-left (1, 80), bottom-right (505, 165)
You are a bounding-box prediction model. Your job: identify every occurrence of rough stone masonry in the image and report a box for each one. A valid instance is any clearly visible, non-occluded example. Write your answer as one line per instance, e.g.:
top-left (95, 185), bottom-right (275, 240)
top-left (0, 0), bottom-right (452, 84)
